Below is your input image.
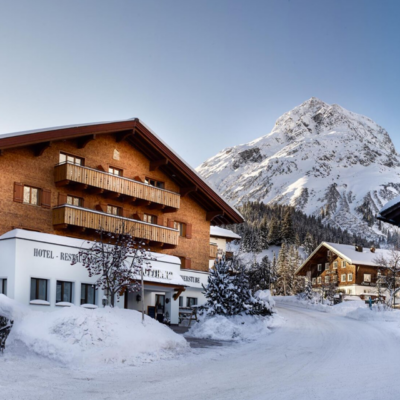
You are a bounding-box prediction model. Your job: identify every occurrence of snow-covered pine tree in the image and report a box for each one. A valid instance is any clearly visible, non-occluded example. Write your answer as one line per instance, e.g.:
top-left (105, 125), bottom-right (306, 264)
top-left (276, 243), bottom-right (289, 295)
top-left (202, 257), bottom-right (250, 316)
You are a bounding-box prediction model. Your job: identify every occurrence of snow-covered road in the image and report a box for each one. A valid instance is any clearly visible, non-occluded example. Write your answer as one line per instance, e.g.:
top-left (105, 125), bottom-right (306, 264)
top-left (2, 302), bottom-right (400, 399)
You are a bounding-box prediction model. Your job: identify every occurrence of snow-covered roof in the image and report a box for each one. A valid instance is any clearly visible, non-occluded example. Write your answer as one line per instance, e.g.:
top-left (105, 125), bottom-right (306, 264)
top-left (297, 241), bottom-right (396, 274)
top-left (379, 195), bottom-right (400, 215)
top-left (210, 226), bottom-right (241, 240)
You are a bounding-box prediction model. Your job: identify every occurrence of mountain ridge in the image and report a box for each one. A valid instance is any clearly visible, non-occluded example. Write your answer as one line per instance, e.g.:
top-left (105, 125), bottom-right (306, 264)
top-left (197, 98), bottom-right (400, 241)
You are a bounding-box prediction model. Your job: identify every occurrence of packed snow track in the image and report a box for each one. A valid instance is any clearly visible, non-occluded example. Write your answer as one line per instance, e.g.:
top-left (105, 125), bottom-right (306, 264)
top-left (2, 301), bottom-right (400, 400)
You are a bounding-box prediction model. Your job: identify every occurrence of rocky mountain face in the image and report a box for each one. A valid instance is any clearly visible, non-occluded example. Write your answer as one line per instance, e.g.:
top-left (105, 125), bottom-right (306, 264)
top-left (197, 98), bottom-right (400, 241)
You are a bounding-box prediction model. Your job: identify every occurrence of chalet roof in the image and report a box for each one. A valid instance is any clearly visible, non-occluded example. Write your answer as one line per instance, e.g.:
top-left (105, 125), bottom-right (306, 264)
top-left (0, 119), bottom-right (243, 225)
top-left (296, 242), bottom-right (397, 274)
top-left (377, 195), bottom-right (400, 226)
top-left (210, 226), bottom-right (241, 240)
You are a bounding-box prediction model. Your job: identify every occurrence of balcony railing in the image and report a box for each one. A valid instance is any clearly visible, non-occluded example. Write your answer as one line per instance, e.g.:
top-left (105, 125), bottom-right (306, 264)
top-left (53, 205), bottom-right (179, 246)
top-left (54, 162), bottom-right (180, 210)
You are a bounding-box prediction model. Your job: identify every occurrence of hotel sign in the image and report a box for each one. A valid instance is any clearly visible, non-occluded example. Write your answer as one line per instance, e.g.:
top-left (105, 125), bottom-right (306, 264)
top-left (181, 275), bottom-right (200, 284)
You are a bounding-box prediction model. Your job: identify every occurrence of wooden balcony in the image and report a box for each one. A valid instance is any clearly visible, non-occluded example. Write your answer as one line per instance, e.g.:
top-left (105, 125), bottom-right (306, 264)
top-left (54, 162), bottom-right (180, 210)
top-left (53, 205), bottom-right (179, 246)
top-left (210, 243), bottom-right (218, 259)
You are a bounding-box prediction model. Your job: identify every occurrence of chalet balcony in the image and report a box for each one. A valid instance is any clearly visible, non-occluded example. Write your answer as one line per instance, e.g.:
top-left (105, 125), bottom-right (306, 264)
top-left (54, 162), bottom-right (180, 210)
top-left (53, 205), bottom-right (179, 247)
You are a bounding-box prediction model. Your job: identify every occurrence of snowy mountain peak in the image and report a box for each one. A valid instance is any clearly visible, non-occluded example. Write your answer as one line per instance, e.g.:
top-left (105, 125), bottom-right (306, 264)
top-left (197, 99), bottom-right (400, 241)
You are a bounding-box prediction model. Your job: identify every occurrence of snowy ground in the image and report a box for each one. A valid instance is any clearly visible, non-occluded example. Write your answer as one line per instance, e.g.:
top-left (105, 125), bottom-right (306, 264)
top-left (2, 300), bottom-right (400, 399)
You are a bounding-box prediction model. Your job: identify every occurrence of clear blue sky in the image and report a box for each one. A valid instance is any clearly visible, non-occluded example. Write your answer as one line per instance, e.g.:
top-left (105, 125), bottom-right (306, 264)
top-left (0, 0), bottom-right (399, 167)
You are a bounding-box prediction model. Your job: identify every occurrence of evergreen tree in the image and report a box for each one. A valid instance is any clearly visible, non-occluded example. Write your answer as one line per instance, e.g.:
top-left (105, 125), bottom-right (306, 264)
top-left (281, 210), bottom-right (296, 244)
top-left (201, 258), bottom-right (250, 316)
top-left (303, 232), bottom-right (315, 256)
top-left (248, 255), bottom-right (277, 292)
top-left (267, 217), bottom-right (282, 246)
top-left (260, 217), bottom-right (270, 250)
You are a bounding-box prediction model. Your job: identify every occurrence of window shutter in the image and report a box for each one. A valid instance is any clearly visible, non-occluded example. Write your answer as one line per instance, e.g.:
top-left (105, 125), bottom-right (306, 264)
top-left (58, 193), bottom-right (67, 206)
top-left (185, 258), bottom-right (191, 270)
top-left (157, 216), bottom-right (164, 226)
top-left (186, 223), bottom-right (192, 239)
top-left (13, 182), bottom-right (24, 203)
top-left (167, 219), bottom-right (174, 228)
top-left (96, 203), bottom-right (107, 213)
top-left (122, 209), bottom-right (131, 218)
top-left (41, 189), bottom-right (51, 209)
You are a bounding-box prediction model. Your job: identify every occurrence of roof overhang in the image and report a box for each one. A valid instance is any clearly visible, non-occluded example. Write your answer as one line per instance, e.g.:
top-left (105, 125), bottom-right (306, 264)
top-left (0, 119), bottom-right (243, 225)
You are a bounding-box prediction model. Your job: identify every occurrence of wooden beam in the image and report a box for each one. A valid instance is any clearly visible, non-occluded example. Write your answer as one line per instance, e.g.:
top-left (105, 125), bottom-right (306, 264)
top-left (88, 187), bottom-right (104, 195)
top-left (55, 180), bottom-right (70, 187)
top-left (173, 287), bottom-right (186, 300)
top-left (135, 199), bottom-right (152, 207)
top-left (206, 210), bottom-right (224, 221)
top-left (32, 141), bottom-right (51, 157)
top-left (105, 191), bottom-right (121, 199)
top-left (180, 185), bottom-right (197, 197)
top-left (149, 203), bottom-right (165, 210)
top-left (76, 134), bottom-right (96, 149)
top-left (116, 129), bottom-right (135, 143)
top-left (149, 158), bottom-right (168, 171)
top-left (0, 149), bottom-right (3, 156)
top-left (73, 183), bottom-right (88, 190)
top-left (160, 243), bottom-right (177, 250)
top-left (54, 223), bottom-right (68, 230)
top-left (161, 206), bottom-right (178, 214)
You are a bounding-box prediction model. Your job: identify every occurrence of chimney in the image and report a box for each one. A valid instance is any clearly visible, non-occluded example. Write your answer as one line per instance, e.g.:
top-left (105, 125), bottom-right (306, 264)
top-left (370, 246), bottom-right (376, 253)
top-left (355, 245), bottom-right (363, 252)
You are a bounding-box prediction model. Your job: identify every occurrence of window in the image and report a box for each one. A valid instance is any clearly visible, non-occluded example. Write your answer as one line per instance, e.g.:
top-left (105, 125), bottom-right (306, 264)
top-left (325, 276), bottom-right (330, 284)
top-left (348, 273), bottom-right (353, 282)
top-left (327, 250), bottom-right (331, 257)
top-left (143, 214), bottom-right (157, 224)
top-left (107, 205), bottom-right (121, 216)
top-left (81, 283), bottom-right (96, 305)
top-left (23, 186), bottom-right (39, 205)
top-left (145, 177), bottom-right (165, 189)
top-left (0, 279), bottom-right (7, 295)
top-left (179, 297), bottom-right (183, 307)
top-left (333, 275), bottom-right (338, 283)
top-left (333, 261), bottom-right (338, 269)
top-left (156, 294), bottom-right (165, 312)
top-left (30, 278), bottom-right (48, 301)
top-left (312, 278), bottom-right (316, 285)
top-left (59, 153), bottom-right (83, 165)
top-left (317, 277), bottom-right (321, 284)
top-left (108, 166), bottom-right (122, 176)
top-left (325, 263), bottom-right (329, 270)
top-left (364, 274), bottom-right (371, 283)
top-left (341, 274), bottom-right (346, 282)
top-left (342, 260), bottom-right (347, 268)
top-left (56, 281), bottom-right (73, 303)
top-left (317, 264), bottom-right (322, 272)
top-left (174, 221), bottom-right (187, 237)
top-left (67, 195), bottom-right (82, 207)
top-left (186, 297), bottom-right (198, 307)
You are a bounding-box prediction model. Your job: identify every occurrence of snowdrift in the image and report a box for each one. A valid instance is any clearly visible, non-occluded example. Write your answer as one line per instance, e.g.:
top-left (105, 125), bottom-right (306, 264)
top-left (0, 295), bottom-right (188, 367)
top-left (189, 290), bottom-right (279, 341)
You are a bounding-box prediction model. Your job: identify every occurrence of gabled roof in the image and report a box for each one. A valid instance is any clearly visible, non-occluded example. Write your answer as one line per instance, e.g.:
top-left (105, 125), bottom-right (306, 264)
top-left (210, 226), bottom-right (241, 240)
top-left (0, 118), bottom-right (243, 225)
top-left (296, 241), bottom-right (395, 274)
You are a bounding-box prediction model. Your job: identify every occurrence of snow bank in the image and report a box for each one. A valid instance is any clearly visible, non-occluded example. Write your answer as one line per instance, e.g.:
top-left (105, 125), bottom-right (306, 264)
top-left (1, 295), bottom-right (188, 367)
top-left (188, 290), bottom-right (278, 341)
top-left (188, 314), bottom-right (277, 341)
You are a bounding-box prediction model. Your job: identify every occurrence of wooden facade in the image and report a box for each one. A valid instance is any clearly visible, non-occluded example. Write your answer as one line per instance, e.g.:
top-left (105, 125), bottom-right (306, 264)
top-left (296, 243), bottom-right (384, 298)
top-left (0, 119), bottom-right (243, 272)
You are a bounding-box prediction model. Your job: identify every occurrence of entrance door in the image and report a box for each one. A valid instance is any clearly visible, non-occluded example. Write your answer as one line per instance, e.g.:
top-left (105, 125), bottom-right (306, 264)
top-left (155, 294), bottom-right (165, 322)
